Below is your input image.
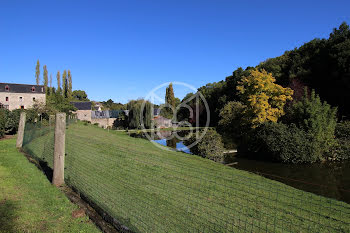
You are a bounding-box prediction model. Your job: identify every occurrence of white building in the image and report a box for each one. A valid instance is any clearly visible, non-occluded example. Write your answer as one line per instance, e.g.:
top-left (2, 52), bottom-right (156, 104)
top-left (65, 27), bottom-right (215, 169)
top-left (0, 83), bottom-right (46, 110)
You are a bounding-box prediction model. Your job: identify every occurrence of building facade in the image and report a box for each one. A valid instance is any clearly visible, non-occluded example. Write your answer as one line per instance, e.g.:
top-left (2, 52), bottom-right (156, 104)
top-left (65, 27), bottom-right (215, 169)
top-left (71, 102), bottom-right (92, 122)
top-left (0, 83), bottom-right (46, 110)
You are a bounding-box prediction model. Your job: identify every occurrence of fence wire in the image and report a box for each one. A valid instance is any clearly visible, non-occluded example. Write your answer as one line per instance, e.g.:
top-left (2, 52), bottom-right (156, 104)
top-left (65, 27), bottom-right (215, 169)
top-left (22, 120), bottom-right (350, 233)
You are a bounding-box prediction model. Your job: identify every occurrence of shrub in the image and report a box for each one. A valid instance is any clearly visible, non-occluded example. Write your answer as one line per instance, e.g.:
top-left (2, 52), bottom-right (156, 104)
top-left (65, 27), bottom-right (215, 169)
top-left (327, 121), bottom-right (350, 161)
top-left (284, 89), bottom-right (337, 160)
top-left (187, 129), bottom-right (225, 162)
top-left (5, 109), bottom-right (21, 134)
top-left (252, 122), bottom-right (316, 163)
top-left (335, 121), bottom-right (350, 140)
top-left (0, 109), bottom-right (5, 138)
top-left (218, 101), bottom-right (246, 140)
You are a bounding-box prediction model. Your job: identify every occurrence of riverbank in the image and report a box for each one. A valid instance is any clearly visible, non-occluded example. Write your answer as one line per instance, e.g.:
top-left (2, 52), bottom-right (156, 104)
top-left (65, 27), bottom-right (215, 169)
top-left (0, 138), bottom-right (99, 232)
top-left (23, 122), bottom-right (350, 232)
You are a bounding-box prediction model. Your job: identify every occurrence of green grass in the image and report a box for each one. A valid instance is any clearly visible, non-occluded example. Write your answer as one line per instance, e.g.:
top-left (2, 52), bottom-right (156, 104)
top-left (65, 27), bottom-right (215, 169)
top-left (23, 123), bottom-right (350, 232)
top-left (0, 138), bottom-right (100, 233)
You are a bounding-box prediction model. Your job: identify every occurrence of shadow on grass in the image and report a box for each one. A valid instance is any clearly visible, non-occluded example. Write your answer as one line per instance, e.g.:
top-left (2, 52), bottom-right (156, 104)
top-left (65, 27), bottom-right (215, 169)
top-left (0, 199), bottom-right (17, 232)
top-left (21, 148), bottom-right (53, 183)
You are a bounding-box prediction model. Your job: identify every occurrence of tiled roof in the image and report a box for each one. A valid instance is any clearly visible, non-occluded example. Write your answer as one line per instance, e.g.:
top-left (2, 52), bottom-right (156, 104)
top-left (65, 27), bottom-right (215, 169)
top-left (0, 83), bottom-right (45, 93)
top-left (70, 101), bottom-right (92, 110)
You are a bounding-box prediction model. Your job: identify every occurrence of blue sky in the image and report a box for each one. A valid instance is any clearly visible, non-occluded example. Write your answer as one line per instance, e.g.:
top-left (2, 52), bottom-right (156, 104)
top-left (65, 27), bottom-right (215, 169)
top-left (0, 0), bottom-right (349, 103)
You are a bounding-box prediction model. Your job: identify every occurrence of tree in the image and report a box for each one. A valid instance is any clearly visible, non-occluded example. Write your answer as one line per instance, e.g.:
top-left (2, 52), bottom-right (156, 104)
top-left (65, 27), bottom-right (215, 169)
top-left (35, 60), bottom-right (40, 85)
top-left (67, 70), bottom-right (72, 99)
top-left (161, 83), bottom-right (176, 119)
top-left (127, 99), bottom-right (152, 129)
top-left (218, 101), bottom-right (246, 139)
top-left (236, 69), bottom-right (293, 127)
top-left (166, 83), bottom-right (176, 108)
top-left (43, 65), bottom-right (48, 93)
top-left (49, 73), bottom-right (52, 95)
top-left (62, 70), bottom-right (67, 98)
top-left (72, 90), bottom-right (89, 101)
top-left (56, 71), bottom-right (61, 93)
top-left (286, 89), bottom-right (337, 159)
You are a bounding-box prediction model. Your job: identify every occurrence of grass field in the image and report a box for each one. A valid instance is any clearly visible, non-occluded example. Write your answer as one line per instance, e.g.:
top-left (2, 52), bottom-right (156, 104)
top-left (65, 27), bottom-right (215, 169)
top-left (0, 137), bottom-right (99, 233)
top-left (23, 122), bottom-right (350, 232)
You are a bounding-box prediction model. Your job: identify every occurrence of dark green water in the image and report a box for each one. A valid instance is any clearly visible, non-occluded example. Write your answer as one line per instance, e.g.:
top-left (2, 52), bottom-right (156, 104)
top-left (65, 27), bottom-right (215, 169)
top-left (150, 130), bottom-right (350, 204)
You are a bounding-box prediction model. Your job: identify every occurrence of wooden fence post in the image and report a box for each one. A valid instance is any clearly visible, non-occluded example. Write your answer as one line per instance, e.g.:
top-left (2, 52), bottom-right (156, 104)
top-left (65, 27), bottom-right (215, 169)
top-left (16, 112), bottom-right (26, 148)
top-left (52, 113), bottom-right (66, 186)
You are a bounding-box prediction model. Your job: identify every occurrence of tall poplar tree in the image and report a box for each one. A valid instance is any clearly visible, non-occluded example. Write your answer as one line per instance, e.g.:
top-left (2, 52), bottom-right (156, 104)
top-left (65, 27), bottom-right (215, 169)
top-left (162, 83), bottom-right (176, 119)
top-left (165, 83), bottom-right (176, 108)
top-left (67, 70), bottom-right (72, 99)
top-left (43, 65), bottom-right (48, 92)
top-left (56, 71), bottom-right (61, 93)
top-left (49, 73), bottom-right (53, 95)
top-left (35, 60), bottom-right (40, 85)
top-left (62, 70), bottom-right (67, 98)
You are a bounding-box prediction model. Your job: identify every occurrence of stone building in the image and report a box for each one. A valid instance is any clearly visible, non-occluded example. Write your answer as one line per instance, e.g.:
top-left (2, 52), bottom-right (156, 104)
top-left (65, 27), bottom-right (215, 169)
top-left (0, 83), bottom-right (46, 110)
top-left (71, 102), bottom-right (92, 121)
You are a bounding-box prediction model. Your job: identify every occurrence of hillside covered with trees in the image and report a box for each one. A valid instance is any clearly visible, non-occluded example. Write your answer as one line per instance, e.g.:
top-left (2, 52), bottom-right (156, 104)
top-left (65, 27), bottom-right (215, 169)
top-left (184, 22), bottom-right (350, 163)
top-left (195, 22), bottom-right (350, 126)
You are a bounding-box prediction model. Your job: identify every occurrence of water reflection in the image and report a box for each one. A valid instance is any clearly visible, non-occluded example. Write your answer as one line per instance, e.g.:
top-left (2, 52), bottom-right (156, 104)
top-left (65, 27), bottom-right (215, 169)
top-left (224, 154), bottom-right (350, 204)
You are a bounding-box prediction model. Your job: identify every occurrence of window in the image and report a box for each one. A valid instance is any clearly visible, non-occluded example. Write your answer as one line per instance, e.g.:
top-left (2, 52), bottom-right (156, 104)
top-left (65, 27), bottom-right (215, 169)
top-left (5, 97), bottom-right (8, 101)
top-left (20, 105), bottom-right (24, 109)
top-left (19, 97), bottom-right (23, 101)
top-left (5, 85), bottom-right (9, 91)
top-left (33, 97), bottom-right (36, 101)
top-left (31, 86), bottom-right (35, 92)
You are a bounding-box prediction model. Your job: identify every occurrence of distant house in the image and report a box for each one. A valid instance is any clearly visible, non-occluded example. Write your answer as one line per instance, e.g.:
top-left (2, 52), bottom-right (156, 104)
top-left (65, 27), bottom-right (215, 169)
top-left (153, 108), bottom-right (160, 116)
top-left (153, 115), bottom-right (172, 128)
top-left (71, 101), bottom-right (92, 121)
top-left (0, 83), bottom-right (46, 110)
top-left (93, 102), bottom-right (102, 111)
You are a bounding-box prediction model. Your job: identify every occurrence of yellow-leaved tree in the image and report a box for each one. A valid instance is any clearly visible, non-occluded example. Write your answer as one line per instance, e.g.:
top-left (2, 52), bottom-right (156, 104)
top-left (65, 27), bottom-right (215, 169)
top-left (236, 69), bottom-right (293, 127)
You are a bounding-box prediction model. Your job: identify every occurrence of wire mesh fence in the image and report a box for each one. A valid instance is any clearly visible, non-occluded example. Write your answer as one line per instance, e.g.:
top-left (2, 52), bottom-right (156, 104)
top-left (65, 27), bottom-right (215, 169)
top-left (22, 119), bottom-right (350, 232)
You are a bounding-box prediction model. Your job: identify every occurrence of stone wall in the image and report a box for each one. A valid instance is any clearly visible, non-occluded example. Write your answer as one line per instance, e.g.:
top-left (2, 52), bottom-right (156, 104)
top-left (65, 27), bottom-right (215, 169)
top-left (0, 92), bottom-right (46, 110)
top-left (91, 118), bottom-right (117, 129)
top-left (74, 110), bottom-right (92, 122)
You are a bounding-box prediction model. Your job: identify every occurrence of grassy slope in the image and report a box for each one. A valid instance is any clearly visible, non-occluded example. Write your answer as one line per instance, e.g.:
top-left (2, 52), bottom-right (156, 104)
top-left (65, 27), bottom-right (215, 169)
top-left (0, 138), bottom-right (100, 233)
top-left (23, 123), bottom-right (350, 232)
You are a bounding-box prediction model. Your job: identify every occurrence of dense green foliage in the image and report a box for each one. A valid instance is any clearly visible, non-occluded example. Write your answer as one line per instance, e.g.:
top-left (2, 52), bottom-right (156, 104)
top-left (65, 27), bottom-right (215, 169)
top-left (62, 70), bottom-right (67, 98)
top-left (101, 98), bottom-right (125, 110)
top-left (56, 71), bottom-right (61, 93)
top-left (35, 59), bottom-right (40, 85)
top-left (218, 101), bottom-right (245, 139)
top-left (43, 64), bottom-right (48, 92)
top-left (161, 83), bottom-right (177, 119)
top-left (285, 89), bottom-right (337, 159)
top-left (127, 99), bottom-right (153, 129)
top-left (245, 90), bottom-right (339, 163)
top-left (187, 129), bottom-right (224, 162)
top-left (0, 109), bottom-right (22, 137)
top-left (335, 121), bottom-right (350, 140)
top-left (67, 70), bottom-right (72, 99)
top-left (72, 90), bottom-right (89, 101)
top-left (0, 110), bottom-right (5, 138)
top-left (331, 121), bottom-right (350, 160)
top-left (252, 122), bottom-right (315, 163)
